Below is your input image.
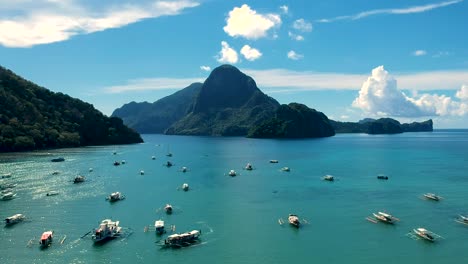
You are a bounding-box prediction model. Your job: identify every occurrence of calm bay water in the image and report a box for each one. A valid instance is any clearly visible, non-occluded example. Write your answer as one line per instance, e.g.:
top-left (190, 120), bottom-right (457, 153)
top-left (1, 131), bottom-right (468, 264)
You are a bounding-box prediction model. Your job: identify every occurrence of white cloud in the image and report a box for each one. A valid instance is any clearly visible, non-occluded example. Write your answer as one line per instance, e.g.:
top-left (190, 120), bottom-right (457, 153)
top-left (413, 50), bottom-right (427, 56)
top-left (200, 65), bottom-right (211, 71)
top-left (292, 18), bottom-right (312, 32)
top-left (223, 4), bottom-right (281, 40)
top-left (352, 66), bottom-right (468, 117)
top-left (288, 31), bottom-right (304, 41)
top-left (317, 0), bottom-right (463, 23)
top-left (279, 5), bottom-right (288, 14)
top-left (287, 50), bottom-right (303, 60)
top-left (456, 85), bottom-right (468, 100)
top-left (216, 41), bottom-right (238, 64)
top-left (104, 77), bottom-right (204, 93)
top-left (432, 51), bottom-right (451, 58)
top-left (240, 45), bottom-right (262, 61)
top-left (0, 0), bottom-right (200, 48)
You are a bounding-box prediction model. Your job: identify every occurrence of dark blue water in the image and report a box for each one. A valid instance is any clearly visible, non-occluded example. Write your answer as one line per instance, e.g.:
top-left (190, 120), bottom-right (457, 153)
top-left (1, 131), bottom-right (468, 263)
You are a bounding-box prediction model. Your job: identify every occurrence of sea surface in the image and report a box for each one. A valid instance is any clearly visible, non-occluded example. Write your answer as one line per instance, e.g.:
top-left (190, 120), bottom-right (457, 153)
top-left (1, 131), bottom-right (468, 264)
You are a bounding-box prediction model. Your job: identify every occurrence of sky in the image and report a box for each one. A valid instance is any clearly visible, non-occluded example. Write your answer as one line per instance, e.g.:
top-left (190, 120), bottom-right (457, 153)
top-left (0, 0), bottom-right (467, 128)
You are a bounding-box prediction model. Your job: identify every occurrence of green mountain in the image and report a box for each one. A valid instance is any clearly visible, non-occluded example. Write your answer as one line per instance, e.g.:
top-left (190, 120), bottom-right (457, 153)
top-left (165, 65), bottom-right (280, 136)
top-left (330, 118), bottom-right (433, 134)
top-left (0, 66), bottom-right (143, 152)
top-left (248, 103), bottom-right (335, 138)
top-left (112, 82), bottom-right (202, 133)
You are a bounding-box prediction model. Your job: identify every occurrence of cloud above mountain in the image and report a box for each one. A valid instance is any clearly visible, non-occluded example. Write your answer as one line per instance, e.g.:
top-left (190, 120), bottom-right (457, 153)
top-left (0, 0), bottom-right (199, 48)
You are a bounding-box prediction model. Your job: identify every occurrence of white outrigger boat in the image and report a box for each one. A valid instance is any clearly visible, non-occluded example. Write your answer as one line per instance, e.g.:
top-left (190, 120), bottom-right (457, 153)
top-left (165, 204), bottom-right (173, 214)
top-left (155, 220), bottom-right (165, 235)
top-left (73, 175), bottom-right (85, 183)
top-left (140, 170), bottom-right (145, 175)
top-left (322, 175), bottom-right (334, 181)
top-left (1, 173), bottom-right (12, 179)
top-left (92, 219), bottom-right (122, 243)
top-left (228, 170), bottom-right (237, 177)
top-left (181, 183), bottom-right (189, 191)
top-left (455, 215), bottom-right (468, 225)
top-left (407, 228), bottom-right (443, 242)
top-left (46, 191), bottom-right (59, 196)
top-left (40, 231), bottom-right (53, 247)
top-left (163, 230), bottom-right (201, 247)
top-left (106, 192), bottom-right (125, 202)
top-left (281, 167), bottom-right (290, 172)
top-left (1, 191), bottom-right (16, 200)
top-left (288, 214), bottom-right (300, 228)
top-left (423, 193), bottom-right (442, 201)
top-left (367, 212), bottom-right (400, 224)
top-left (245, 163), bottom-right (253, 170)
top-left (5, 214), bottom-right (25, 225)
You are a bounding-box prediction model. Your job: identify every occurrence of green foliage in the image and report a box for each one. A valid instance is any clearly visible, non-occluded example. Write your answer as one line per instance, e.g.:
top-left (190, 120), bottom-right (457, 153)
top-left (0, 65), bottom-right (143, 152)
top-left (330, 118), bottom-right (433, 134)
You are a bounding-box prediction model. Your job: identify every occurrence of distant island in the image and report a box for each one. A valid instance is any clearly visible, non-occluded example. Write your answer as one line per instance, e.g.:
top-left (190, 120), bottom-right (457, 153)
top-left (0, 66), bottom-right (143, 152)
top-left (113, 64), bottom-right (432, 138)
top-left (331, 118), bottom-right (433, 134)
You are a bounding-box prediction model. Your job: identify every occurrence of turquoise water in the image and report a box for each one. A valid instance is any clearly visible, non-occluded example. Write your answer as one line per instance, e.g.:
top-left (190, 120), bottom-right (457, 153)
top-left (1, 131), bottom-right (468, 263)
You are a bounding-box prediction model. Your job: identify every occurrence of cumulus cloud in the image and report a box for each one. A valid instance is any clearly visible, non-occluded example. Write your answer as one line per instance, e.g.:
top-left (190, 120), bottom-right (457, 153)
top-left (292, 18), bottom-right (312, 32)
top-left (413, 50), bottom-right (427, 56)
top-left (0, 0), bottom-right (200, 48)
top-left (200, 65), bottom-right (211, 71)
top-left (216, 41), bottom-right (238, 64)
top-left (240, 45), bottom-right (262, 61)
top-left (317, 0), bottom-right (463, 23)
top-left (288, 31), bottom-right (304, 41)
top-left (287, 50), bottom-right (303, 60)
top-left (456, 85), bottom-right (468, 100)
top-left (279, 5), bottom-right (288, 14)
top-left (352, 66), bottom-right (468, 117)
top-left (223, 4), bottom-right (281, 40)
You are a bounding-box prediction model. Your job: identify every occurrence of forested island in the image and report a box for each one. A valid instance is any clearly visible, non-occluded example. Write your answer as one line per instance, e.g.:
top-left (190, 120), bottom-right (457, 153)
top-left (0, 66), bottom-right (143, 152)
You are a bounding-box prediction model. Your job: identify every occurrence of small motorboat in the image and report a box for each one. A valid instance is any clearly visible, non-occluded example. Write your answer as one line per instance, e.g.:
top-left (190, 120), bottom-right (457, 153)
top-left (40, 231), bottom-right (53, 247)
top-left (73, 175), bottom-right (85, 183)
top-left (121, 160), bottom-right (126, 164)
top-left (181, 183), bottom-right (189, 191)
top-left (51, 171), bottom-right (60, 175)
top-left (46, 191), bottom-right (59, 196)
top-left (1, 173), bottom-right (12, 179)
top-left (165, 161), bottom-right (173, 167)
top-left (1, 192), bottom-right (16, 200)
top-left (155, 220), bottom-right (165, 235)
top-left (165, 204), bottom-right (173, 214)
top-left (269, 160), bottom-right (279, 163)
top-left (113, 161), bottom-right (121, 166)
top-left (424, 193), bottom-right (441, 201)
top-left (228, 170), bottom-right (237, 177)
top-left (5, 214), bottom-right (25, 225)
top-left (288, 214), bottom-right (300, 228)
top-left (89, 168), bottom-right (93, 172)
top-left (151, 156), bottom-right (156, 160)
top-left (50, 157), bottom-right (65, 162)
top-left (322, 175), bottom-right (334, 181)
top-left (164, 230), bottom-right (201, 247)
top-left (106, 192), bottom-right (125, 202)
top-left (245, 163), bottom-right (253, 170)
top-left (281, 167), bottom-right (290, 172)
top-left (140, 170), bottom-right (145, 175)
top-left (181, 167), bottom-right (188, 173)
top-left (377, 175), bottom-right (389, 180)
top-left (92, 219), bottom-right (122, 243)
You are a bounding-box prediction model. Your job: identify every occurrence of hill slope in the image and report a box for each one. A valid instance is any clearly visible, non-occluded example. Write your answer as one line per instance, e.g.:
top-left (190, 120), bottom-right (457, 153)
top-left (0, 66), bottom-right (143, 152)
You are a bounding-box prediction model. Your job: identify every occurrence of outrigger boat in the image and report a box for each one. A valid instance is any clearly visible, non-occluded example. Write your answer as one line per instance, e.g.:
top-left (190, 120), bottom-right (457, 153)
top-left (181, 167), bottom-right (188, 173)
top-left (228, 170), bottom-right (237, 177)
top-left (5, 214), bottom-right (25, 225)
top-left (366, 212), bottom-right (400, 224)
top-left (92, 219), bottom-right (122, 243)
top-left (151, 156), bottom-right (156, 160)
top-left (269, 160), bottom-right (279, 163)
top-left (140, 170), bottom-right (145, 175)
top-left (155, 220), bottom-right (165, 235)
top-left (455, 215), bottom-right (468, 225)
top-left (46, 191), bottom-right (59, 196)
top-left (377, 174), bottom-right (389, 180)
top-left (245, 163), bottom-right (253, 170)
top-left (407, 228), bottom-right (443, 242)
top-left (181, 183), bottom-right (189, 191)
top-left (281, 167), bottom-right (290, 172)
top-left (113, 161), bottom-right (121, 166)
top-left (165, 161), bottom-right (173, 167)
top-left (1, 173), bottom-right (12, 179)
top-left (288, 214), bottom-right (300, 228)
top-left (423, 193), bottom-right (442, 201)
top-left (322, 175), bottom-right (334, 181)
top-left (106, 192), bottom-right (125, 202)
top-left (73, 175), bottom-right (85, 183)
top-left (40, 231), bottom-right (53, 247)
top-left (51, 157), bottom-right (65, 162)
top-left (165, 204), bottom-right (173, 214)
top-left (164, 230), bottom-right (201, 247)
top-left (1, 191), bottom-right (16, 200)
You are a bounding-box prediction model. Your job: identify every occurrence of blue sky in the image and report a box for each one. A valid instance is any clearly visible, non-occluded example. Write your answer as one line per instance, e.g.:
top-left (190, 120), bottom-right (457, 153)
top-left (1, 0), bottom-right (467, 128)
